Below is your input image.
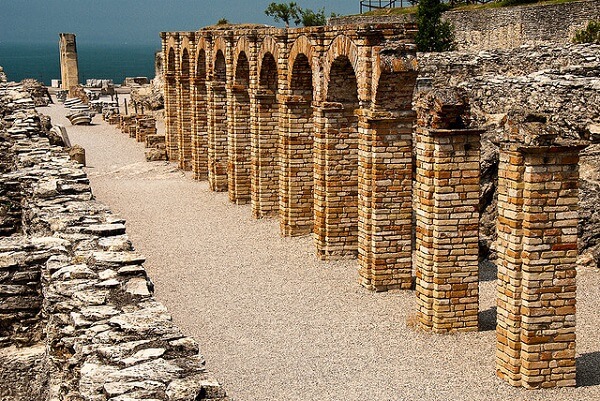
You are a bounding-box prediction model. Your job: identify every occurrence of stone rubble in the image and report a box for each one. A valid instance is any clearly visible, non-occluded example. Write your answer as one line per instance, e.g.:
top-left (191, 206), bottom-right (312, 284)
top-left (0, 77), bottom-right (227, 400)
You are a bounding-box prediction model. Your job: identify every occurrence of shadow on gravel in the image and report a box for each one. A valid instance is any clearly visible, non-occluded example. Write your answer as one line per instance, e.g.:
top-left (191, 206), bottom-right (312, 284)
top-left (479, 260), bottom-right (497, 282)
top-left (577, 352), bottom-right (600, 387)
top-left (479, 307), bottom-right (497, 331)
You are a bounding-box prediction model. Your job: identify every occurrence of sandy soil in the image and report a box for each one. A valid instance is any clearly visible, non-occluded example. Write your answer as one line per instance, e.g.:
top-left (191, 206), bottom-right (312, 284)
top-left (41, 99), bottom-right (600, 401)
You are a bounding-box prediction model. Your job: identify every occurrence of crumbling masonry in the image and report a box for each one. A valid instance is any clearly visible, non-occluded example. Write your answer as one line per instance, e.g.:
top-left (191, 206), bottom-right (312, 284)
top-left (161, 24), bottom-right (586, 389)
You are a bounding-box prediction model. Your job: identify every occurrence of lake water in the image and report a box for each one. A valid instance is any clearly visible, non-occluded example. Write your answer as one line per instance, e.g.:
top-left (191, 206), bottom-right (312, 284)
top-left (0, 42), bottom-right (159, 85)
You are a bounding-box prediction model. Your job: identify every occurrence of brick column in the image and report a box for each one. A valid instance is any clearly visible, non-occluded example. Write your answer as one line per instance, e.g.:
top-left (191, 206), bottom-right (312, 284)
top-left (251, 90), bottom-right (279, 218)
top-left (314, 102), bottom-right (359, 259)
top-left (414, 127), bottom-right (482, 333)
top-left (207, 81), bottom-right (228, 192)
top-left (496, 146), bottom-right (526, 386)
top-left (164, 76), bottom-right (179, 162)
top-left (357, 110), bottom-right (414, 291)
top-left (278, 96), bottom-right (314, 236)
top-left (191, 76), bottom-right (208, 180)
top-left (177, 75), bottom-right (193, 170)
top-left (227, 85), bottom-right (251, 204)
top-left (496, 143), bottom-right (584, 389)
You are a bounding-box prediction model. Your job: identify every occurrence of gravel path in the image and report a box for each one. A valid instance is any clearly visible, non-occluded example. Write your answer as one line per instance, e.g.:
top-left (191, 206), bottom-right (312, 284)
top-left (43, 100), bottom-right (600, 401)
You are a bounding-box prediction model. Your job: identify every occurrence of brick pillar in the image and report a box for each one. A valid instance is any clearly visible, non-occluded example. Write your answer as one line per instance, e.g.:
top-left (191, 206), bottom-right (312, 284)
top-left (496, 146), bottom-right (526, 386)
top-left (279, 96), bottom-right (314, 236)
top-left (207, 81), bottom-right (228, 192)
top-left (357, 110), bottom-right (414, 291)
top-left (227, 85), bottom-right (251, 204)
top-left (314, 102), bottom-right (359, 259)
top-left (177, 75), bottom-right (193, 170)
top-left (251, 90), bottom-right (279, 218)
top-left (414, 126), bottom-right (482, 333)
top-left (192, 76), bottom-right (208, 180)
top-left (496, 143), bottom-right (584, 389)
top-left (164, 76), bottom-right (179, 162)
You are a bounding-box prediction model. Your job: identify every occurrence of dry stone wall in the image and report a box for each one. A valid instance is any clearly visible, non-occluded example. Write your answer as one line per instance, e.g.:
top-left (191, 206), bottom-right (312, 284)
top-left (445, 0), bottom-right (600, 51)
top-left (0, 83), bottom-right (227, 401)
top-left (331, 0), bottom-right (600, 51)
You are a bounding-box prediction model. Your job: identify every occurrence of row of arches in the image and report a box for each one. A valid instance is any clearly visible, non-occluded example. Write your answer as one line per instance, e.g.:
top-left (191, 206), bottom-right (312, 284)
top-left (161, 26), bottom-right (418, 292)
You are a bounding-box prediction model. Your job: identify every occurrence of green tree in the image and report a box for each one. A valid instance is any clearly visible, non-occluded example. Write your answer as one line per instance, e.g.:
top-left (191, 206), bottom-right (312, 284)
top-left (299, 8), bottom-right (327, 27)
top-left (415, 0), bottom-right (455, 52)
top-left (217, 18), bottom-right (229, 25)
top-left (264, 2), bottom-right (301, 28)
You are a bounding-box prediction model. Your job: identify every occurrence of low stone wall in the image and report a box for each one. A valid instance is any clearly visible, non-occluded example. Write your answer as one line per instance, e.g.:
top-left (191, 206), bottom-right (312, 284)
top-left (0, 83), bottom-right (227, 401)
top-left (330, 0), bottom-right (600, 51)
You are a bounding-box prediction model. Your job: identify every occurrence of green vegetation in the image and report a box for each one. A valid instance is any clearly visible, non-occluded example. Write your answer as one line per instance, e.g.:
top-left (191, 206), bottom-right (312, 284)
top-left (415, 0), bottom-right (455, 51)
top-left (573, 20), bottom-right (600, 44)
top-left (264, 2), bottom-right (336, 27)
top-left (216, 18), bottom-right (229, 25)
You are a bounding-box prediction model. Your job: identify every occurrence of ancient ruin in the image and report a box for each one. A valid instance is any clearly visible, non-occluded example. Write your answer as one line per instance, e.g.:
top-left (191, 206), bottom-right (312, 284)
top-left (59, 33), bottom-right (80, 95)
top-left (160, 5), bottom-right (597, 386)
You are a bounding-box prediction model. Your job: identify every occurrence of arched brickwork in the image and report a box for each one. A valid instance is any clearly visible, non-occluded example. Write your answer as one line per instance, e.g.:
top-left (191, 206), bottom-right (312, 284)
top-left (178, 46), bottom-right (193, 170)
top-left (207, 49), bottom-right (228, 191)
top-left (322, 35), bottom-right (364, 103)
top-left (164, 41), bottom-right (179, 162)
top-left (192, 46), bottom-right (208, 179)
top-left (314, 54), bottom-right (360, 259)
top-left (228, 50), bottom-right (252, 204)
top-left (252, 51), bottom-right (279, 218)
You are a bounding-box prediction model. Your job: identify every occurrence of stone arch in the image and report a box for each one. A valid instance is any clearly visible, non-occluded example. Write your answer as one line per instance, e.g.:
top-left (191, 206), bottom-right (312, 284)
top-left (234, 51), bottom-right (250, 88)
top-left (252, 50), bottom-right (280, 218)
top-left (192, 47), bottom-right (209, 180)
top-left (180, 48), bottom-right (190, 76)
top-left (279, 48), bottom-right (316, 236)
top-left (167, 47), bottom-right (176, 74)
top-left (315, 36), bottom-right (361, 259)
top-left (372, 47), bottom-right (417, 112)
top-left (288, 35), bottom-right (315, 80)
top-left (164, 42), bottom-right (179, 162)
top-left (257, 35), bottom-right (279, 81)
top-left (323, 35), bottom-right (362, 104)
top-left (228, 49), bottom-right (252, 204)
top-left (214, 49), bottom-right (227, 82)
top-left (208, 45), bottom-right (229, 192)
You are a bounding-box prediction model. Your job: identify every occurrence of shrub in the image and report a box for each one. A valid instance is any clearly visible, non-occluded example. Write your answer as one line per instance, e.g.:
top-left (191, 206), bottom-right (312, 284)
top-left (573, 20), bottom-right (600, 44)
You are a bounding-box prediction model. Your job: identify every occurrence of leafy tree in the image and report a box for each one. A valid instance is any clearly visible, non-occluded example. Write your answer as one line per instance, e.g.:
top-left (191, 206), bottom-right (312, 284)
top-left (300, 8), bottom-right (327, 27)
top-left (217, 18), bottom-right (229, 25)
top-left (415, 0), bottom-right (455, 52)
top-left (265, 2), bottom-right (302, 28)
top-left (573, 20), bottom-right (600, 44)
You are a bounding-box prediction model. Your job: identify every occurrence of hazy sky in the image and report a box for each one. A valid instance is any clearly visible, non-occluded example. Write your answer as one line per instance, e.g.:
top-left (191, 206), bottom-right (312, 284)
top-left (1, 1), bottom-right (359, 46)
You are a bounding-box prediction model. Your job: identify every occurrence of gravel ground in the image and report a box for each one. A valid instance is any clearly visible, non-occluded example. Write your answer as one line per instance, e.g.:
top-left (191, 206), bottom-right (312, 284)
top-left (42, 99), bottom-right (600, 401)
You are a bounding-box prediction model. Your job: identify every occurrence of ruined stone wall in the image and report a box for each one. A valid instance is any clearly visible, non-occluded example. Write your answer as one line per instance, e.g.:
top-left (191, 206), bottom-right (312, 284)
top-left (418, 43), bottom-right (600, 268)
top-left (0, 83), bottom-right (228, 401)
top-left (446, 0), bottom-right (600, 51)
top-left (331, 0), bottom-right (600, 51)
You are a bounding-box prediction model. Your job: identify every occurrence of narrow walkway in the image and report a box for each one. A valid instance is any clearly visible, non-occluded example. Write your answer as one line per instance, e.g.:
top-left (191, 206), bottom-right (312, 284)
top-left (43, 101), bottom-right (600, 401)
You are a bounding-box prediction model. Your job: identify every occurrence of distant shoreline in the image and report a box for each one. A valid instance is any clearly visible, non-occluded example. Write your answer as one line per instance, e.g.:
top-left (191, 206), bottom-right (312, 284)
top-left (0, 42), bottom-right (159, 85)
